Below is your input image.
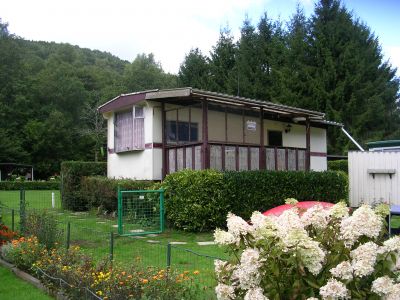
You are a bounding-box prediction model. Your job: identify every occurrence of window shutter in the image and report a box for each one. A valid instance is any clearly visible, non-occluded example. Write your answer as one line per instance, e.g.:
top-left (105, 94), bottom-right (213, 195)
top-left (115, 110), bottom-right (133, 152)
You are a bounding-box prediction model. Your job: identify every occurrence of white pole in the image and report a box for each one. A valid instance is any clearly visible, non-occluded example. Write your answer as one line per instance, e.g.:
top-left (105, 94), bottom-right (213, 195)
top-left (52, 192), bottom-right (55, 208)
top-left (341, 127), bottom-right (365, 152)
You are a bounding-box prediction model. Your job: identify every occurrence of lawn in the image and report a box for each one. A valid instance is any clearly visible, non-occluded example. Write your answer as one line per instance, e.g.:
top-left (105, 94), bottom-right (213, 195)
top-left (0, 266), bottom-right (53, 300)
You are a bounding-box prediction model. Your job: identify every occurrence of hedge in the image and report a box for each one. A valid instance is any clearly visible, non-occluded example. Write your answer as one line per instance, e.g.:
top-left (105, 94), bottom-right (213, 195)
top-left (0, 181), bottom-right (60, 190)
top-left (162, 169), bottom-right (348, 232)
top-left (328, 160), bottom-right (348, 173)
top-left (60, 161), bottom-right (107, 211)
top-left (80, 176), bottom-right (154, 212)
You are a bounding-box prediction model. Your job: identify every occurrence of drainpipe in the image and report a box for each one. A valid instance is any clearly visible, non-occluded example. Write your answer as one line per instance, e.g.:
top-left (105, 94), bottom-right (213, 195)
top-left (341, 127), bottom-right (364, 152)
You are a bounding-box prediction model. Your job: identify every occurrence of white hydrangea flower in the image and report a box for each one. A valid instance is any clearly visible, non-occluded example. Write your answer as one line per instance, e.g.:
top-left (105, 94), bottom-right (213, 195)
top-left (381, 236), bottom-right (400, 253)
top-left (240, 248), bottom-right (262, 268)
top-left (371, 276), bottom-right (395, 296)
top-left (386, 283), bottom-right (400, 300)
top-left (281, 228), bottom-right (325, 275)
top-left (231, 264), bottom-right (261, 290)
top-left (350, 242), bottom-right (379, 277)
top-left (330, 202), bottom-right (349, 219)
top-left (244, 287), bottom-right (268, 300)
top-left (306, 298), bottom-right (319, 300)
top-left (319, 278), bottom-right (349, 299)
top-left (227, 212), bottom-right (252, 238)
top-left (276, 208), bottom-right (304, 235)
top-left (285, 198), bottom-right (298, 205)
top-left (215, 259), bottom-right (228, 276)
top-left (374, 203), bottom-right (390, 218)
top-left (340, 205), bottom-right (382, 247)
top-left (214, 228), bottom-right (236, 245)
top-left (250, 211), bottom-right (268, 230)
top-left (215, 283), bottom-right (236, 300)
top-left (330, 261), bottom-right (353, 280)
top-left (301, 204), bottom-right (330, 229)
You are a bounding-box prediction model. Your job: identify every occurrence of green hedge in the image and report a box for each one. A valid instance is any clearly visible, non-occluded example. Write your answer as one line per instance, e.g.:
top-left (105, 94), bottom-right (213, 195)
top-left (60, 161), bottom-right (107, 211)
top-left (328, 160), bottom-right (348, 173)
top-left (80, 176), bottom-right (155, 212)
top-left (162, 169), bottom-right (348, 232)
top-left (0, 181), bottom-right (60, 190)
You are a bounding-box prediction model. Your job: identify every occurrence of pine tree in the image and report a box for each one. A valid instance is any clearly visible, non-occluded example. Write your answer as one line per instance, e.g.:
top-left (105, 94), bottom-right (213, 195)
top-left (178, 48), bottom-right (211, 90)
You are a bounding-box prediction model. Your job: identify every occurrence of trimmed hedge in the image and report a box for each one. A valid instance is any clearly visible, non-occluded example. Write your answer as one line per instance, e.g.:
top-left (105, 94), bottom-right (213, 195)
top-left (328, 160), bottom-right (348, 173)
top-left (0, 181), bottom-right (60, 190)
top-left (61, 161), bottom-right (107, 211)
top-left (162, 169), bottom-right (348, 232)
top-left (80, 176), bottom-right (154, 212)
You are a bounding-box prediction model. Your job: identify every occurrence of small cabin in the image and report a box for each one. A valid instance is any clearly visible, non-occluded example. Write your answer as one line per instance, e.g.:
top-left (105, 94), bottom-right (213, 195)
top-left (99, 88), bottom-right (334, 180)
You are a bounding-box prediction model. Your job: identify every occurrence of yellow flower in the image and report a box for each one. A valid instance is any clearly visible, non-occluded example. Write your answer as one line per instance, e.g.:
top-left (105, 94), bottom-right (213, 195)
top-left (96, 290), bottom-right (103, 296)
top-left (193, 270), bottom-right (200, 275)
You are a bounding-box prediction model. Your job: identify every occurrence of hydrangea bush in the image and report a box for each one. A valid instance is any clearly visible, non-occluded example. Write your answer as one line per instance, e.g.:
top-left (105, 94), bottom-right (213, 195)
top-left (214, 200), bottom-right (400, 299)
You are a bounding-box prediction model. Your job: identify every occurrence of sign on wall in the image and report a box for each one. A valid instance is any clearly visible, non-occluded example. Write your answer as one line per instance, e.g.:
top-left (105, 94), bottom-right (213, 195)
top-left (246, 120), bottom-right (257, 131)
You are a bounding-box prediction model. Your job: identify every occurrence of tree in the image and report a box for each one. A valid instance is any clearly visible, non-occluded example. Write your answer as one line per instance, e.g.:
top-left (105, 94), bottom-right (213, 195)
top-left (124, 53), bottom-right (177, 91)
top-left (209, 27), bottom-right (237, 94)
top-left (178, 48), bottom-right (211, 89)
top-left (309, 0), bottom-right (400, 153)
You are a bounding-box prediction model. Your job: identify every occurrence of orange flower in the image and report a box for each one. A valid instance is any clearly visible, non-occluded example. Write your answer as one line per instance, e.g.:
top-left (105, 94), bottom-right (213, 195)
top-left (141, 279), bottom-right (149, 284)
top-left (193, 270), bottom-right (200, 275)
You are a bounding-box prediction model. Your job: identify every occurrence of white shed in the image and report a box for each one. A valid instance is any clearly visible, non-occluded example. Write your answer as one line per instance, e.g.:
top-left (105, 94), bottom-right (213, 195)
top-left (349, 151), bottom-right (400, 207)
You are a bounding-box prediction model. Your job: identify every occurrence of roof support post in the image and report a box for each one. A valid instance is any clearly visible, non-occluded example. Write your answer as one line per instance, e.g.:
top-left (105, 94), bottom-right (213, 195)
top-left (306, 117), bottom-right (311, 171)
top-left (259, 108), bottom-right (266, 169)
top-left (202, 99), bottom-right (209, 169)
top-left (161, 102), bottom-right (167, 179)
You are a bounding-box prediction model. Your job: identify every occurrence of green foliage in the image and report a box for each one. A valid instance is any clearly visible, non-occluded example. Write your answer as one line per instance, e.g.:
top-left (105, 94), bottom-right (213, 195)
top-left (24, 211), bottom-right (63, 249)
top-left (328, 160), bottom-right (348, 173)
top-left (80, 176), bottom-right (154, 212)
top-left (0, 181), bottom-right (60, 190)
top-left (178, 48), bottom-right (212, 90)
top-left (60, 161), bottom-right (106, 211)
top-left (162, 169), bottom-right (348, 232)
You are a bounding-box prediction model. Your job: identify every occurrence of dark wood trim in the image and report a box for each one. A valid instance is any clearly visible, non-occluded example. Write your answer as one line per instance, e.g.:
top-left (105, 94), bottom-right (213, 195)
top-left (285, 148), bottom-right (289, 170)
top-left (235, 146), bottom-right (239, 171)
top-left (306, 117), bottom-right (311, 171)
top-left (183, 146), bottom-right (186, 169)
top-left (274, 147), bottom-right (278, 171)
top-left (176, 109), bottom-right (179, 142)
top-left (247, 146), bottom-right (251, 170)
top-left (166, 142), bottom-right (203, 149)
top-left (295, 148), bottom-right (299, 170)
top-left (161, 102), bottom-right (167, 178)
top-left (175, 148), bottom-right (178, 173)
top-left (145, 143), bottom-right (163, 149)
top-left (225, 107), bottom-right (228, 142)
top-left (222, 145), bottom-right (225, 171)
top-left (259, 108), bottom-right (266, 169)
top-left (242, 109), bottom-right (245, 143)
top-left (189, 107), bottom-right (191, 142)
top-left (192, 146), bottom-right (195, 170)
top-left (310, 152), bottom-right (327, 157)
top-left (202, 100), bottom-right (209, 169)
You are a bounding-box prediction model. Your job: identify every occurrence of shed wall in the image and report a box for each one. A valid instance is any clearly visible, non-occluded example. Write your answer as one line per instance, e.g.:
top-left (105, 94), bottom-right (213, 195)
top-left (349, 151), bottom-right (400, 207)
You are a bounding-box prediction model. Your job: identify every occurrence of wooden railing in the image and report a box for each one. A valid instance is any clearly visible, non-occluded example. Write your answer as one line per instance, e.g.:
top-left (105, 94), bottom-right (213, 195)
top-left (166, 142), bottom-right (306, 174)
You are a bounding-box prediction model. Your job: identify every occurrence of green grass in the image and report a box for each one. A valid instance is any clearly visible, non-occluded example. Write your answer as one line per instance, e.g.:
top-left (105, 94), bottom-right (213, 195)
top-left (0, 266), bottom-right (53, 300)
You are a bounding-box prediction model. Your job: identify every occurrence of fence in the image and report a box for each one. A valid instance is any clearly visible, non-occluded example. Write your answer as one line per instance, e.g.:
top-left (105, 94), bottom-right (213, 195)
top-left (0, 188), bottom-right (225, 299)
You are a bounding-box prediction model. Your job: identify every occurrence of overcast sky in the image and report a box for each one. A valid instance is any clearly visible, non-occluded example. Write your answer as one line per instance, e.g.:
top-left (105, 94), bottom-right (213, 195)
top-left (1, 0), bottom-right (399, 75)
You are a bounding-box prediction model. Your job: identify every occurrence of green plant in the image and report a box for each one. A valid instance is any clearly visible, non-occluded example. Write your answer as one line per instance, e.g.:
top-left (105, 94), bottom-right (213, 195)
top-left (24, 211), bottom-right (63, 249)
top-left (80, 176), bottom-right (154, 212)
top-left (328, 159), bottom-right (348, 173)
top-left (60, 161), bottom-right (106, 211)
top-left (0, 181), bottom-right (60, 190)
top-left (214, 201), bottom-right (399, 299)
top-left (1, 236), bottom-right (46, 271)
top-left (162, 169), bottom-right (348, 232)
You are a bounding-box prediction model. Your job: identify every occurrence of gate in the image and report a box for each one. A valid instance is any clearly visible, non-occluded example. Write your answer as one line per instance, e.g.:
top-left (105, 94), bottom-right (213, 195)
top-left (117, 189), bottom-right (165, 236)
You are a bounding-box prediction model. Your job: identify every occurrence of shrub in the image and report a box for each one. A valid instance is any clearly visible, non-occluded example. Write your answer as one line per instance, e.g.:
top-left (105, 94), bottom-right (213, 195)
top-left (214, 202), bottom-right (398, 299)
top-left (162, 169), bottom-right (348, 232)
top-left (1, 236), bottom-right (45, 271)
top-left (80, 176), bottom-right (154, 212)
top-left (60, 161), bottom-right (106, 211)
top-left (34, 245), bottom-right (198, 300)
top-left (328, 159), bottom-right (348, 173)
top-left (0, 181), bottom-right (60, 190)
top-left (24, 211), bottom-right (63, 249)
top-left (0, 224), bottom-right (18, 246)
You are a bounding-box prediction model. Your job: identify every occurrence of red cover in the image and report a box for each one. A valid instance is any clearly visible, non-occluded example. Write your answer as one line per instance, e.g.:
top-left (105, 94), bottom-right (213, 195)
top-left (263, 201), bottom-right (334, 216)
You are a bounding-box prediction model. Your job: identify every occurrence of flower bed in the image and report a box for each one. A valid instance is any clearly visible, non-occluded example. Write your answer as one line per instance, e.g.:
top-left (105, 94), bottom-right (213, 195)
top-left (214, 200), bottom-right (400, 299)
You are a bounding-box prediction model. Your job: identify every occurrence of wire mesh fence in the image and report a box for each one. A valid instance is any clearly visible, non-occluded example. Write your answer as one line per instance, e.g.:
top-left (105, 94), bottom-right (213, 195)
top-left (0, 188), bottom-right (225, 299)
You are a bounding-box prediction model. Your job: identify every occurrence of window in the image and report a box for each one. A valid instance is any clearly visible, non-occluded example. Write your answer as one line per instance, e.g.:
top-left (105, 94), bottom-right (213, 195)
top-left (166, 121), bottom-right (198, 143)
top-left (114, 106), bottom-right (144, 152)
top-left (268, 130), bottom-right (282, 147)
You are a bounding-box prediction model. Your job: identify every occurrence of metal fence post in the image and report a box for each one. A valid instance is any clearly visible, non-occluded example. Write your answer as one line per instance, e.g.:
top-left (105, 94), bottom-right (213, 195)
top-left (167, 242), bottom-right (171, 269)
top-left (19, 188), bottom-right (26, 233)
top-left (11, 209), bottom-right (15, 231)
top-left (160, 190), bottom-right (165, 232)
top-left (110, 232), bottom-right (114, 262)
top-left (117, 186), bottom-right (123, 235)
top-left (66, 222), bottom-right (71, 249)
